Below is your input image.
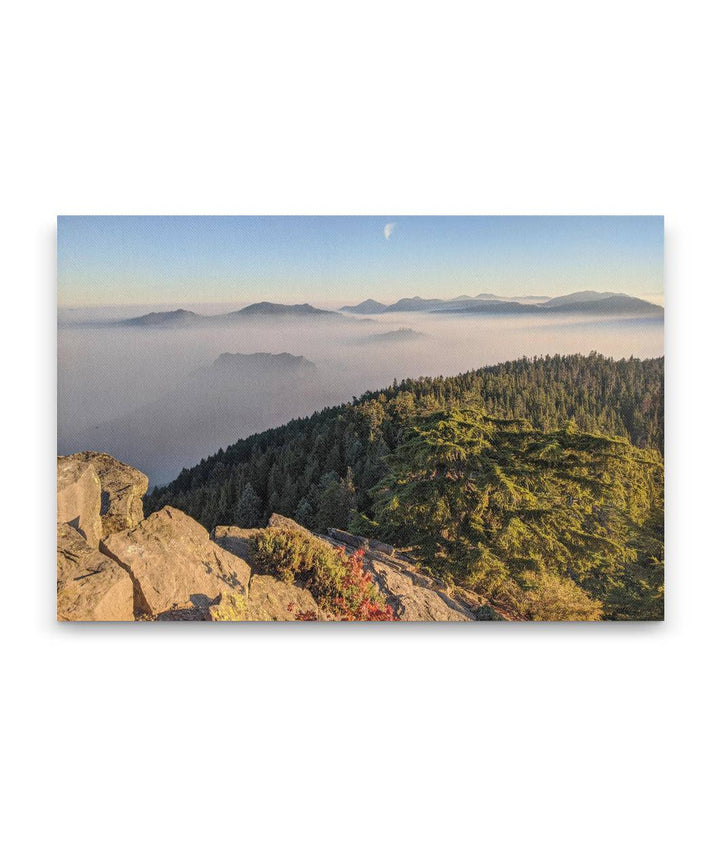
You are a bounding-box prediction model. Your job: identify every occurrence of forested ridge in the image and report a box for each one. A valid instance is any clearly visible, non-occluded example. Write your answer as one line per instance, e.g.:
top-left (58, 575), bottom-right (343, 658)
top-left (147, 353), bottom-right (664, 619)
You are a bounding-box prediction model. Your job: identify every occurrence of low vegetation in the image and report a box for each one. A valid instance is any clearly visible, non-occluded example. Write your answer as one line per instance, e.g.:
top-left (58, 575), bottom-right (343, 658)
top-left (251, 528), bottom-right (395, 621)
top-left (208, 592), bottom-right (247, 621)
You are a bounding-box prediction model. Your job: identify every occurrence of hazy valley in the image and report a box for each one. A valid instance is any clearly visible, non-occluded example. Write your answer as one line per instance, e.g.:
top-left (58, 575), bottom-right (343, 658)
top-left (59, 292), bottom-right (663, 487)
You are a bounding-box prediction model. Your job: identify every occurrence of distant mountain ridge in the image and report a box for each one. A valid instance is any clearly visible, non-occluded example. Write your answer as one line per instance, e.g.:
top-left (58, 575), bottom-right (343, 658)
top-left (110, 291), bottom-right (662, 327)
top-left (544, 290), bottom-right (619, 306)
top-left (339, 299), bottom-right (388, 314)
top-left (119, 302), bottom-right (350, 327)
top-left (121, 308), bottom-right (202, 326)
top-left (542, 294), bottom-right (663, 315)
top-left (340, 290), bottom-right (662, 316)
top-left (228, 302), bottom-right (334, 317)
top-left (341, 292), bottom-right (542, 313)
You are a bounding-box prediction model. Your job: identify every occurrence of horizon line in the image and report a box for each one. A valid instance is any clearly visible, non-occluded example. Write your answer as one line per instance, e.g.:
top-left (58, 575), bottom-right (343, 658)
top-left (58, 289), bottom-right (666, 311)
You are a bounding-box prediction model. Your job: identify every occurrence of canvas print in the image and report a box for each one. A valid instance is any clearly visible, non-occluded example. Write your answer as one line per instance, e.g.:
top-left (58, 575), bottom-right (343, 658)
top-left (57, 216), bottom-right (664, 622)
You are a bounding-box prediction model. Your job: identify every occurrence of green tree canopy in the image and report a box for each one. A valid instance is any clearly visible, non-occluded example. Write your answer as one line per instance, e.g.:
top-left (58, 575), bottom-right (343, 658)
top-left (359, 409), bottom-right (663, 620)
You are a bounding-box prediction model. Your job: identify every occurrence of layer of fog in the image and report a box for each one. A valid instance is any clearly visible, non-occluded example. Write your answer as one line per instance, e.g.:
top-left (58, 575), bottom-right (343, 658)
top-left (58, 308), bottom-right (663, 487)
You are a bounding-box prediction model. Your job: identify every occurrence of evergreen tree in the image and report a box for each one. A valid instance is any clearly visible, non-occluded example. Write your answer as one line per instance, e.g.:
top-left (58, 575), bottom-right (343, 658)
top-left (294, 496), bottom-right (315, 529)
top-left (234, 483), bottom-right (262, 527)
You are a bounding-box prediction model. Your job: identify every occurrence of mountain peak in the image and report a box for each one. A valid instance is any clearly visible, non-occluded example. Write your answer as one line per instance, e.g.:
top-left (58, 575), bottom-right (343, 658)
top-left (339, 299), bottom-right (388, 314)
top-left (235, 302), bottom-right (335, 316)
top-left (120, 308), bottom-right (200, 326)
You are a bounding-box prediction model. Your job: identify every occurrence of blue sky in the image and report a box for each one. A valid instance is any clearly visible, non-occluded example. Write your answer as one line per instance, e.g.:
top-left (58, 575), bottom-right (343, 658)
top-left (57, 215), bottom-right (664, 307)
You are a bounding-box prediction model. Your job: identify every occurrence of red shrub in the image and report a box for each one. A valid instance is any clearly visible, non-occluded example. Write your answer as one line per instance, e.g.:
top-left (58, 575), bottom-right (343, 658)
top-left (330, 548), bottom-right (396, 621)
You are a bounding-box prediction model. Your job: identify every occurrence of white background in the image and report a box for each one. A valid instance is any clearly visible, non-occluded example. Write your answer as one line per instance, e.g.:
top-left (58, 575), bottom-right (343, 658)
top-left (2, 2), bottom-right (718, 854)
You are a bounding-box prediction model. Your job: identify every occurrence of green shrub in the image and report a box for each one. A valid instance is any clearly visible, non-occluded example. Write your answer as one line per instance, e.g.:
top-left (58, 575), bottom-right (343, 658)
top-left (251, 528), bottom-right (318, 583)
top-left (251, 528), bottom-right (395, 621)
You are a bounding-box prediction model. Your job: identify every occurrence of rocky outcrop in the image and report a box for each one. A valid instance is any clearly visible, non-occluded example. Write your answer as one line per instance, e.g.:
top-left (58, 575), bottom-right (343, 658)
top-left (211, 524), bottom-right (322, 620)
top-left (57, 523), bottom-right (134, 621)
top-left (240, 575), bottom-right (320, 621)
top-left (212, 525), bottom-right (258, 563)
top-left (363, 556), bottom-right (474, 621)
top-left (101, 507), bottom-right (252, 619)
top-left (58, 452), bottom-right (502, 621)
top-left (57, 456), bottom-right (103, 548)
top-left (327, 527), bottom-right (401, 558)
top-left (63, 452), bottom-right (148, 536)
top-left (324, 529), bottom-right (480, 621)
top-left (242, 574), bottom-right (319, 621)
top-left (230, 516), bottom-right (497, 621)
top-left (267, 513), bottom-right (308, 533)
